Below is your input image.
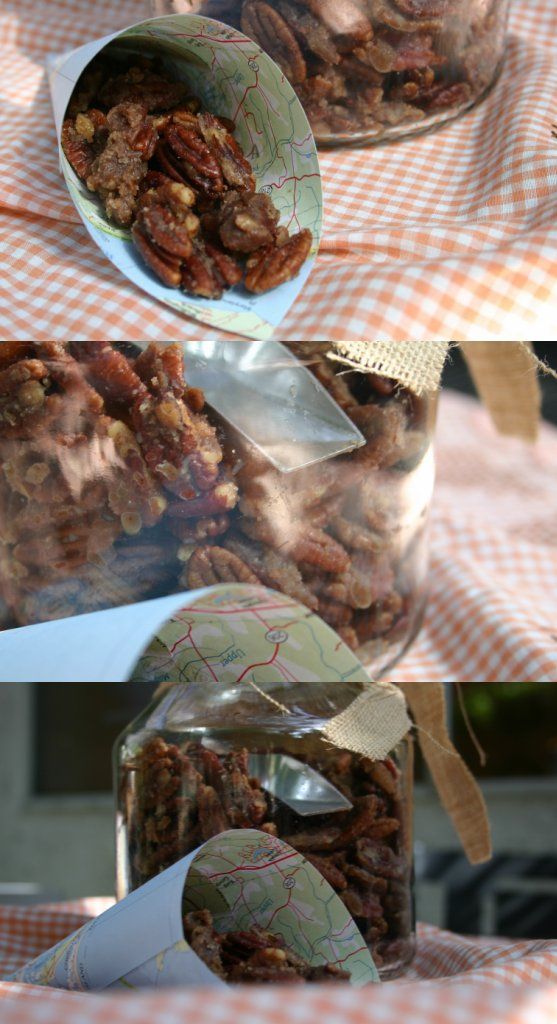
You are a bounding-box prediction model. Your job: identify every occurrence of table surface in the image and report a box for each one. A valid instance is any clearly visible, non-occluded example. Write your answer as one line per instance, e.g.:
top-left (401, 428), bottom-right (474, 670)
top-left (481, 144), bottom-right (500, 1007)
top-left (388, 390), bottom-right (557, 683)
top-left (0, 899), bottom-right (556, 1024)
top-left (1, 0), bottom-right (557, 342)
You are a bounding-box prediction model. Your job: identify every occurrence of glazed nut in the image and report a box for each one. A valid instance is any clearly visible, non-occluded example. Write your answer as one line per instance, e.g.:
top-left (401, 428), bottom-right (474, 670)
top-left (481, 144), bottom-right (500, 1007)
top-left (245, 228), bottom-right (313, 294)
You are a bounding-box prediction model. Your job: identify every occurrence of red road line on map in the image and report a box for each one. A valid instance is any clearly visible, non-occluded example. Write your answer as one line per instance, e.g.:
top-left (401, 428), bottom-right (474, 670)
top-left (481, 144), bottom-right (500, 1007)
top-left (334, 947), bottom-right (368, 965)
top-left (270, 173), bottom-right (321, 191)
top-left (266, 889), bottom-right (292, 927)
top-left (176, 601), bottom-right (297, 617)
top-left (206, 851), bottom-right (299, 879)
top-left (169, 623), bottom-right (218, 680)
top-left (236, 643), bottom-right (280, 681)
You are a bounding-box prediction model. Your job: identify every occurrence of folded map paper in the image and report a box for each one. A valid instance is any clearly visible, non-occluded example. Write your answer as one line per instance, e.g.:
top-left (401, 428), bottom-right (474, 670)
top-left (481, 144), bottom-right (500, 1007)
top-left (0, 584), bottom-right (372, 683)
top-left (10, 830), bottom-right (378, 989)
top-left (47, 15), bottom-right (323, 340)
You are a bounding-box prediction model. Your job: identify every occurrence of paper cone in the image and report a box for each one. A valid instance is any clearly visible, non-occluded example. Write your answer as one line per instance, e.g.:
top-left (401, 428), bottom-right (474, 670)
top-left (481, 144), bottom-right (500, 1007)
top-left (47, 15), bottom-right (323, 341)
top-left (10, 830), bottom-right (378, 989)
top-left (0, 583), bottom-right (372, 683)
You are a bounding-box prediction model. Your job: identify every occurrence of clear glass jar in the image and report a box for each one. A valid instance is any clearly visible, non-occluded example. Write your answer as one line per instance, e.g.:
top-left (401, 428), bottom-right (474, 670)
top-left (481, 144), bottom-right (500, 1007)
top-left (114, 681), bottom-right (415, 979)
top-left (0, 342), bottom-right (435, 680)
top-left (152, 0), bottom-right (510, 146)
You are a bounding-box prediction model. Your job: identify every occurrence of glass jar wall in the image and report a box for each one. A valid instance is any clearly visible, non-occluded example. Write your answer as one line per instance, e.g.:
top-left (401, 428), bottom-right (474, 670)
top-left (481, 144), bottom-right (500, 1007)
top-left (0, 342), bottom-right (436, 680)
top-left (152, 1), bottom-right (511, 146)
top-left (115, 682), bottom-right (416, 979)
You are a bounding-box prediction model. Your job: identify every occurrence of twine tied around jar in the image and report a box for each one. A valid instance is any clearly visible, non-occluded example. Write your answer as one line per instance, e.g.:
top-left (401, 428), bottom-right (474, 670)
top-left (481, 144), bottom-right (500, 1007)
top-left (153, 679), bottom-right (492, 866)
top-left (329, 340), bottom-right (554, 443)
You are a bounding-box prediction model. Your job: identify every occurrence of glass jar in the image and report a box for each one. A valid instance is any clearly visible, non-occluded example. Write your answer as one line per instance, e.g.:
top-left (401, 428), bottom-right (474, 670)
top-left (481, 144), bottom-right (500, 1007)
top-left (152, 0), bottom-right (510, 146)
top-left (0, 342), bottom-right (436, 680)
top-left (114, 681), bottom-right (415, 979)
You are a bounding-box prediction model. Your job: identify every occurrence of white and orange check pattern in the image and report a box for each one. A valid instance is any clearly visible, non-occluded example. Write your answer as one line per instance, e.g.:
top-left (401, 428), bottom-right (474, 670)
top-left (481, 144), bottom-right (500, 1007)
top-left (2, 0), bottom-right (557, 342)
top-left (389, 390), bottom-right (557, 683)
top-left (0, 901), bottom-right (556, 1024)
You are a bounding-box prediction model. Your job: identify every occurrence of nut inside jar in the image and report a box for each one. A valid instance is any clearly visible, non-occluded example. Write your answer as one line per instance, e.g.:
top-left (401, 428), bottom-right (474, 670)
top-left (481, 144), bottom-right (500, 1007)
top-left (120, 732), bottom-right (414, 977)
top-left (164, 0), bottom-right (510, 145)
top-left (0, 341), bottom-right (435, 677)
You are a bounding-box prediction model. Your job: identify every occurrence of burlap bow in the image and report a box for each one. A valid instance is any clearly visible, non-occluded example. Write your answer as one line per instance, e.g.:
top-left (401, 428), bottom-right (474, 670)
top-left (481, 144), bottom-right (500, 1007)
top-left (330, 341), bottom-right (547, 442)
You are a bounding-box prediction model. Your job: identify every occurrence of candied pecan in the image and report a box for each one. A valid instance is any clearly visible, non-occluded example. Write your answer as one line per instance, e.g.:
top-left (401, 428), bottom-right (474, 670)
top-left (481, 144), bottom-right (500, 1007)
top-left (167, 481), bottom-right (239, 519)
top-left (366, 0), bottom-right (445, 32)
top-left (0, 343), bottom-right (36, 370)
top-left (306, 855), bottom-right (348, 891)
top-left (221, 929), bottom-right (284, 965)
top-left (242, 1), bottom-right (307, 84)
top-left (392, 0), bottom-right (449, 17)
top-left (102, 418), bottom-right (168, 531)
top-left (12, 516), bottom-right (120, 574)
top-left (186, 545), bottom-right (260, 588)
top-left (67, 63), bottom-right (106, 116)
top-left (346, 402), bottom-right (407, 469)
top-left (223, 535), bottom-right (319, 612)
top-left (276, 0), bottom-right (340, 64)
top-left (344, 864), bottom-right (389, 893)
top-left (198, 113), bottom-right (256, 193)
top-left (137, 182), bottom-right (199, 256)
top-left (215, 190), bottom-right (279, 253)
top-left (411, 79), bottom-right (472, 110)
top-left (171, 514), bottom-right (230, 545)
top-left (300, 0), bottom-right (373, 52)
top-left (159, 117), bottom-right (226, 197)
top-left (341, 886), bottom-right (384, 922)
top-left (62, 109), bottom-right (107, 180)
top-left (281, 828), bottom-right (342, 853)
top-left (132, 225), bottom-right (183, 287)
top-left (0, 359), bottom-right (50, 438)
top-left (98, 66), bottom-right (189, 113)
top-left (71, 342), bottom-right (148, 405)
top-left (361, 758), bottom-right (401, 800)
top-left (356, 31), bottom-right (442, 73)
top-left (198, 784), bottom-right (230, 840)
top-left (316, 564), bottom-right (375, 611)
top-left (178, 236), bottom-right (242, 299)
top-left (241, 517), bottom-right (349, 574)
top-left (329, 516), bottom-right (383, 554)
top-left (327, 795), bottom-right (384, 850)
top-left (82, 103), bottom-right (155, 226)
top-left (355, 838), bottom-right (405, 879)
top-left (307, 964), bottom-right (351, 982)
top-left (132, 182), bottom-right (200, 286)
top-left (183, 910), bottom-right (226, 978)
top-left (245, 228), bottom-right (312, 294)
top-left (219, 749), bottom-right (268, 827)
top-left (134, 342), bottom-right (186, 398)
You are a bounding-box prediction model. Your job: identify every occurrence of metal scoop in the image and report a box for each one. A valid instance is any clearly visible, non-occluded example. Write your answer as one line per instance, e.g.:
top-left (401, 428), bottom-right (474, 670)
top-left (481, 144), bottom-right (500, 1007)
top-left (248, 753), bottom-right (353, 816)
top-left (182, 340), bottom-right (365, 473)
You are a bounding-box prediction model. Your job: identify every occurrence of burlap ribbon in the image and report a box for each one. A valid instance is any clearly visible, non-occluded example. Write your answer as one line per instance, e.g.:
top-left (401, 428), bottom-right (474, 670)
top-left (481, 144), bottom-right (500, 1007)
top-left (330, 340), bottom-right (546, 442)
top-left (153, 680), bottom-right (492, 866)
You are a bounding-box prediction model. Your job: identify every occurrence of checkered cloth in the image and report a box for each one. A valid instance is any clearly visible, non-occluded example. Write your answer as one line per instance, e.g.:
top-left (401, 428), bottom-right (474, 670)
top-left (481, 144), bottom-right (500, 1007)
top-left (389, 390), bottom-right (557, 684)
top-left (0, 901), bottom-right (556, 1024)
top-left (2, 0), bottom-right (557, 342)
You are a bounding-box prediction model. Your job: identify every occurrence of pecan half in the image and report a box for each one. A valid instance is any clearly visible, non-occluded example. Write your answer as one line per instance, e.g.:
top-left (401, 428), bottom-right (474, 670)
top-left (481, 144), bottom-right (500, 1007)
top-left (245, 228), bottom-right (313, 293)
top-left (186, 545), bottom-right (261, 588)
top-left (198, 113), bottom-right (256, 193)
top-left (132, 181), bottom-right (200, 286)
top-left (181, 237), bottom-right (243, 299)
top-left (215, 190), bottom-right (279, 253)
top-left (242, 1), bottom-right (307, 84)
top-left (301, 0), bottom-right (373, 52)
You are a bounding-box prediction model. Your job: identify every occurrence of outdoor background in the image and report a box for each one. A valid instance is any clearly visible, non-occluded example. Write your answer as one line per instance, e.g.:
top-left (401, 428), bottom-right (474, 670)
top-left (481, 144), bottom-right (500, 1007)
top-left (0, 682), bottom-right (556, 940)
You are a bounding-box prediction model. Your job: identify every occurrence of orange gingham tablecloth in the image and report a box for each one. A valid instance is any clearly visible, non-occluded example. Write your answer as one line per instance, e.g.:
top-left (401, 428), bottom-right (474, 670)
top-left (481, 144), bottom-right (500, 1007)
top-left (0, 901), bottom-right (556, 1024)
top-left (389, 389), bottom-right (557, 683)
top-left (2, 0), bottom-right (557, 343)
